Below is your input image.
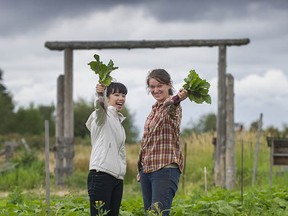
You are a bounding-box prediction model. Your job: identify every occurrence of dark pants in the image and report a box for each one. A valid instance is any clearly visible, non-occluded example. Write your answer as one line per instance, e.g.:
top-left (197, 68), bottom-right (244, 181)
top-left (87, 170), bottom-right (123, 216)
top-left (140, 168), bottom-right (180, 216)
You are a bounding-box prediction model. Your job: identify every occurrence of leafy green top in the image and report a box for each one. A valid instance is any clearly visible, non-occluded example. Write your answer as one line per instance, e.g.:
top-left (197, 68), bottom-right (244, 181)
top-left (183, 70), bottom-right (212, 104)
top-left (88, 54), bottom-right (118, 86)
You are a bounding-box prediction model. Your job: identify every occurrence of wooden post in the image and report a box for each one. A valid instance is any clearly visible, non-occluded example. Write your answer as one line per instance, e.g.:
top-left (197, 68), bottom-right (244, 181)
top-left (55, 75), bottom-right (65, 185)
top-left (241, 136), bottom-right (244, 205)
top-left (45, 39), bottom-right (250, 50)
top-left (225, 74), bottom-right (235, 189)
top-left (64, 48), bottom-right (74, 175)
top-left (204, 167), bottom-right (208, 195)
top-left (252, 113), bottom-right (263, 186)
top-left (270, 139), bottom-right (274, 187)
top-left (45, 39), bottom-right (250, 180)
top-left (181, 138), bottom-right (188, 193)
top-left (5, 142), bottom-right (14, 161)
top-left (214, 45), bottom-right (227, 187)
top-left (45, 120), bottom-right (50, 216)
top-left (267, 138), bottom-right (288, 187)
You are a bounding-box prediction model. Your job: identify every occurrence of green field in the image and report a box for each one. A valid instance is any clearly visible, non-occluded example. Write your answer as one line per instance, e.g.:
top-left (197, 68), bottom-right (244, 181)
top-left (0, 132), bottom-right (288, 215)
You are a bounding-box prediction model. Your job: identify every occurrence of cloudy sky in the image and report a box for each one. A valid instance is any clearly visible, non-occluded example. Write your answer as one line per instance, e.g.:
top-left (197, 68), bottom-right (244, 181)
top-left (1, 0), bottom-right (288, 134)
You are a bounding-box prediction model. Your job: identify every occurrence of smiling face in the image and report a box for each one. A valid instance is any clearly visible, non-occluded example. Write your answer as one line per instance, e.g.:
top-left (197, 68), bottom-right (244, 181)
top-left (106, 82), bottom-right (127, 112)
top-left (108, 92), bottom-right (126, 111)
top-left (148, 78), bottom-right (171, 103)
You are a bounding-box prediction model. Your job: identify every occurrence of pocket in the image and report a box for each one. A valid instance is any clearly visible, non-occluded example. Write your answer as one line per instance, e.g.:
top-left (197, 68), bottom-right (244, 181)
top-left (170, 168), bottom-right (181, 185)
top-left (87, 172), bottom-right (107, 195)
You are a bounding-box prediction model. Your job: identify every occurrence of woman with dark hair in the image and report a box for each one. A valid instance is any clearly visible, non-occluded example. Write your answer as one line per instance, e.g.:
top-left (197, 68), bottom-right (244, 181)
top-left (86, 82), bottom-right (128, 216)
top-left (137, 69), bottom-right (188, 215)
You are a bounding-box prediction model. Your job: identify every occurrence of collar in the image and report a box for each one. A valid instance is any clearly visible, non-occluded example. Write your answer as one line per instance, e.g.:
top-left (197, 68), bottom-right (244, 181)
top-left (107, 106), bottom-right (126, 122)
top-left (152, 101), bottom-right (164, 109)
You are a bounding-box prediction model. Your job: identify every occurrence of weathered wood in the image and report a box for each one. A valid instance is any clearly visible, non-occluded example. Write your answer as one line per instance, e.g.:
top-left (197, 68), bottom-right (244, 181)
top-left (45, 39), bottom-right (250, 50)
top-left (1, 140), bottom-right (30, 163)
top-left (252, 113), bottom-right (263, 186)
top-left (4, 141), bottom-right (17, 161)
top-left (181, 137), bottom-right (188, 192)
top-left (270, 138), bottom-right (288, 165)
top-left (21, 138), bottom-right (31, 153)
top-left (64, 48), bottom-right (74, 175)
top-left (268, 137), bottom-right (288, 186)
top-left (214, 45), bottom-right (227, 187)
top-left (225, 74), bottom-right (235, 189)
top-left (55, 75), bottom-right (65, 185)
top-left (44, 120), bottom-right (50, 215)
top-left (45, 38), bottom-right (250, 185)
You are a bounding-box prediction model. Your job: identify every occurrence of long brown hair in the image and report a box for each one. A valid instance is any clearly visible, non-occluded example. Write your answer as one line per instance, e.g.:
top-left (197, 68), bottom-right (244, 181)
top-left (146, 69), bottom-right (174, 95)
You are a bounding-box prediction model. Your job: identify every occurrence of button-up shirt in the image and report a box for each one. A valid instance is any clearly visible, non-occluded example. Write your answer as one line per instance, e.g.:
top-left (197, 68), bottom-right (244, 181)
top-left (138, 102), bottom-right (184, 173)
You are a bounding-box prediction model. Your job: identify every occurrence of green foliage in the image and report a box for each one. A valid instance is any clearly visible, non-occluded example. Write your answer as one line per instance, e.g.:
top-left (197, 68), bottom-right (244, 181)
top-left (74, 98), bottom-right (94, 138)
top-left (88, 54), bottom-right (118, 86)
top-left (182, 112), bottom-right (216, 135)
top-left (51, 194), bottom-right (89, 215)
top-left (120, 196), bottom-right (143, 215)
top-left (183, 70), bottom-right (211, 104)
top-left (7, 187), bottom-right (24, 205)
top-left (121, 106), bottom-right (140, 144)
top-left (0, 132), bottom-right (288, 215)
top-left (0, 192), bottom-right (90, 215)
top-left (73, 98), bottom-right (139, 143)
top-left (14, 105), bottom-right (44, 135)
top-left (65, 171), bottom-right (87, 190)
top-left (0, 151), bottom-right (45, 190)
top-left (194, 112), bottom-right (216, 133)
top-left (0, 69), bottom-right (15, 134)
top-left (38, 105), bottom-right (55, 136)
top-left (1, 187), bottom-right (287, 215)
top-left (93, 201), bottom-right (110, 216)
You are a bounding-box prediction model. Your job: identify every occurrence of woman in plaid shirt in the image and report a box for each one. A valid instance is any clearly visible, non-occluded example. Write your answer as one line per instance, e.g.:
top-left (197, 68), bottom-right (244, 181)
top-left (137, 69), bottom-right (188, 215)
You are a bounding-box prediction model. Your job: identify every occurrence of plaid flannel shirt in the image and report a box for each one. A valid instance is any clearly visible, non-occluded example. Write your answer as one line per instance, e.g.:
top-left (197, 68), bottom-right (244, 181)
top-left (138, 102), bottom-right (184, 173)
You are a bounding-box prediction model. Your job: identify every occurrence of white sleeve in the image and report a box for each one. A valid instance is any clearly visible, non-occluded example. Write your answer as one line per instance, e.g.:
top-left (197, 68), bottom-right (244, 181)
top-left (85, 111), bottom-right (95, 132)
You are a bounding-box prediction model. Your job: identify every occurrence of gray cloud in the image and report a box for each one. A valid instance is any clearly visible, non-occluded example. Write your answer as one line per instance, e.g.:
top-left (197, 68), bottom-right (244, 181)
top-left (0, 0), bottom-right (287, 131)
top-left (2, 0), bottom-right (287, 36)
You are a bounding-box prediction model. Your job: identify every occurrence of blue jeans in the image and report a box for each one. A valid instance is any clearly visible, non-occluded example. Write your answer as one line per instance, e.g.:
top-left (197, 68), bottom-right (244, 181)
top-left (87, 170), bottom-right (123, 216)
top-left (139, 167), bottom-right (181, 216)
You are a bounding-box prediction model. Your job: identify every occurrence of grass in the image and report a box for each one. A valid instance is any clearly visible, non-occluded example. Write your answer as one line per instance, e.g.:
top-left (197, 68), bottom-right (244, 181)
top-left (0, 131), bottom-right (288, 215)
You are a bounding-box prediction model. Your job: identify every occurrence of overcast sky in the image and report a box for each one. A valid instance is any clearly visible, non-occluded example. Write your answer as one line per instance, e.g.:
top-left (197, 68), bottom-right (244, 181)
top-left (1, 0), bottom-right (288, 135)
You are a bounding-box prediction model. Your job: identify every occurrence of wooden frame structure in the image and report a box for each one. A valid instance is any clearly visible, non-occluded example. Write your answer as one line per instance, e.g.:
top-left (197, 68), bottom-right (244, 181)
top-left (267, 137), bottom-right (288, 187)
top-left (45, 38), bottom-right (250, 186)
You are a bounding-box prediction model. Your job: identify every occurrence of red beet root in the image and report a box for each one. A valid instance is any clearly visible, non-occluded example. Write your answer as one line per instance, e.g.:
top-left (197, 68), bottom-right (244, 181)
top-left (172, 95), bottom-right (181, 104)
top-left (163, 95), bottom-right (180, 108)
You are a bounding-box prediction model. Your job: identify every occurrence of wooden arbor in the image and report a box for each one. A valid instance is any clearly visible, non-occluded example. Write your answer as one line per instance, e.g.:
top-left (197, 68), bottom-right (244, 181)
top-left (45, 39), bottom-right (250, 186)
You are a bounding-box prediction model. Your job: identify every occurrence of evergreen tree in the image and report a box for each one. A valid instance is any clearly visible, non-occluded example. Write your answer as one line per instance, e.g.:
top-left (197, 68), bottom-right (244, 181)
top-left (0, 69), bottom-right (15, 134)
top-left (74, 98), bottom-right (94, 138)
top-left (73, 98), bottom-right (139, 143)
top-left (121, 106), bottom-right (139, 144)
top-left (193, 113), bottom-right (217, 133)
top-left (38, 105), bottom-right (55, 136)
top-left (14, 104), bottom-right (44, 135)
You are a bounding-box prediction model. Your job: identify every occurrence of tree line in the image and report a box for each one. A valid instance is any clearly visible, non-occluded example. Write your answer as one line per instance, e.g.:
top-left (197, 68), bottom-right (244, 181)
top-left (0, 69), bottom-right (139, 144)
top-left (1, 68), bottom-right (287, 143)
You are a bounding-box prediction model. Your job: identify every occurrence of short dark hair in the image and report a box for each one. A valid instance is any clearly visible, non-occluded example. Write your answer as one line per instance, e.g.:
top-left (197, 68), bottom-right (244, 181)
top-left (106, 82), bottom-right (128, 97)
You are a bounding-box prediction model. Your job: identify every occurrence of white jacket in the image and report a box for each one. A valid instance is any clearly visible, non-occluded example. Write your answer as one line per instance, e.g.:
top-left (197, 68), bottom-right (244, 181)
top-left (85, 95), bottom-right (126, 180)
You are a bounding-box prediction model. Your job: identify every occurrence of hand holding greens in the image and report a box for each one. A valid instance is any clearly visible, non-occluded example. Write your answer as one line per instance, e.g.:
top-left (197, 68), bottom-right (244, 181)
top-left (88, 54), bottom-right (118, 86)
top-left (88, 54), bottom-right (119, 111)
top-left (183, 69), bottom-right (211, 104)
top-left (164, 69), bottom-right (211, 107)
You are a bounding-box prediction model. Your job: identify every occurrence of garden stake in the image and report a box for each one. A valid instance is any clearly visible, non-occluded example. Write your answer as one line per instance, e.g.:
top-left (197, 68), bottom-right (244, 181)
top-left (204, 167), bottom-right (207, 195)
top-left (241, 134), bottom-right (244, 206)
top-left (45, 120), bottom-right (50, 216)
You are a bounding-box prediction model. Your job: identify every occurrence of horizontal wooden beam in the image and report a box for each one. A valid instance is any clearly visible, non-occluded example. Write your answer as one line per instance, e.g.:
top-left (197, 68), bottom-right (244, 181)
top-left (45, 39), bottom-right (250, 50)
